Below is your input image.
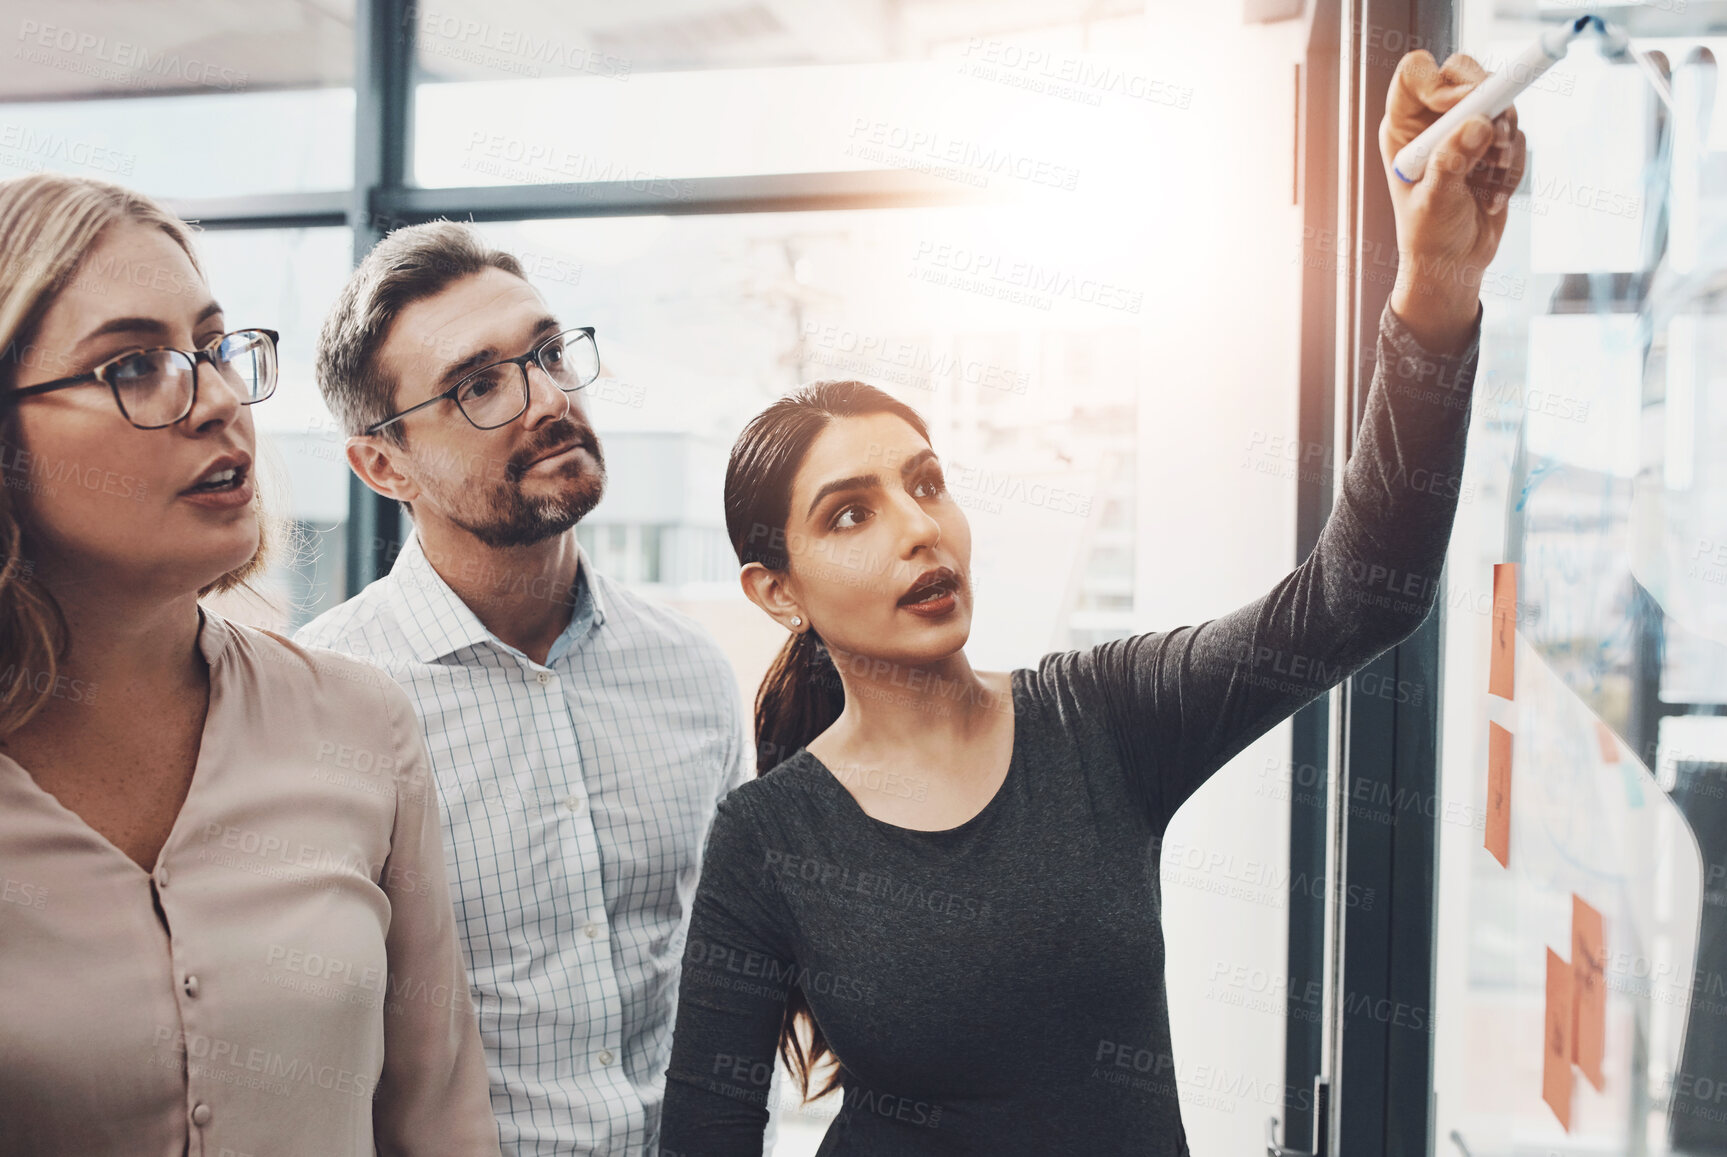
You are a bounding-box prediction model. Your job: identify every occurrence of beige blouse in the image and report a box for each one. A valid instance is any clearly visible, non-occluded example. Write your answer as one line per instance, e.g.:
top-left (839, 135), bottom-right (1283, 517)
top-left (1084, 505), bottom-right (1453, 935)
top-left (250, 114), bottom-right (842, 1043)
top-left (0, 605), bottom-right (500, 1157)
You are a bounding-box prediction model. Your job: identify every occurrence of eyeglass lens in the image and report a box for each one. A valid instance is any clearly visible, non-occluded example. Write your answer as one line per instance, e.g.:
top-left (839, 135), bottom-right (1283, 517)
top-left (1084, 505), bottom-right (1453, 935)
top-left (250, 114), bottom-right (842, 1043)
top-left (110, 330), bottom-right (277, 427)
top-left (454, 329), bottom-right (599, 428)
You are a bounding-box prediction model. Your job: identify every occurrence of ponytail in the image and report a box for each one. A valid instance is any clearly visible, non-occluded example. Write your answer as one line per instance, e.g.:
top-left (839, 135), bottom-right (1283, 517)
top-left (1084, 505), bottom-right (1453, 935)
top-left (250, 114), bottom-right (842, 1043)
top-left (754, 631), bottom-right (846, 1097)
top-left (723, 378), bottom-right (931, 1102)
top-left (752, 628), bottom-right (844, 774)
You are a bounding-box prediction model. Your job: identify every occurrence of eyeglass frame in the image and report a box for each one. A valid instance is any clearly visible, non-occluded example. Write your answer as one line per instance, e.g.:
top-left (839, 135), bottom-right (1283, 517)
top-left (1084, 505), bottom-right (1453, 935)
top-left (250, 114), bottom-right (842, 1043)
top-left (363, 326), bottom-right (599, 437)
top-left (2, 328), bottom-right (281, 431)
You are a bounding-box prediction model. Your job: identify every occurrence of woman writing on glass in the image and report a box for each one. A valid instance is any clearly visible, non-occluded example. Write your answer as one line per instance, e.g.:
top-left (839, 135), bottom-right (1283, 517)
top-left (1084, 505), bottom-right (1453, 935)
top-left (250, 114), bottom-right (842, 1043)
top-left (662, 52), bottom-right (1525, 1154)
top-left (0, 173), bottom-right (499, 1157)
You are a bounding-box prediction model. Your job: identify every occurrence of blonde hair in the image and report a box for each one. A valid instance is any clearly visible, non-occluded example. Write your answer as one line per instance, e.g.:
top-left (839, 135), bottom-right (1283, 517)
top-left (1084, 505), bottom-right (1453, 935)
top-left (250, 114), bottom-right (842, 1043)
top-left (0, 172), bottom-right (278, 737)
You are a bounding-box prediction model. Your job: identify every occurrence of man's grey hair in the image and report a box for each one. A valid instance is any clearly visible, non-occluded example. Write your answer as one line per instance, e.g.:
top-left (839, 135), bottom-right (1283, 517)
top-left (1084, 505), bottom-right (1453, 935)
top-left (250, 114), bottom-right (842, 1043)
top-left (317, 220), bottom-right (525, 448)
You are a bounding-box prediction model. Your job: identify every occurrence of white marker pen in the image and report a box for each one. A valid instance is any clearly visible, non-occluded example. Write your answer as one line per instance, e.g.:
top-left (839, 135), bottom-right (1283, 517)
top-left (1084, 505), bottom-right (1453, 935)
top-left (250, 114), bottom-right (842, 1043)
top-left (1393, 14), bottom-right (1612, 184)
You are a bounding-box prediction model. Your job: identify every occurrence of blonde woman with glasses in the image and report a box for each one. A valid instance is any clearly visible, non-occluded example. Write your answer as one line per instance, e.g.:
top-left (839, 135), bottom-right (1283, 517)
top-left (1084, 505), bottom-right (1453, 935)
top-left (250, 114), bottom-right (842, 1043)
top-left (0, 173), bottom-right (500, 1157)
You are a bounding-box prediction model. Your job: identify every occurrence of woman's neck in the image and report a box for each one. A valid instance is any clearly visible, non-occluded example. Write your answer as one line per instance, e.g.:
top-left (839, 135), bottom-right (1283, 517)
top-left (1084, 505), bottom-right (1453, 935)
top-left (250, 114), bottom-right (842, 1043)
top-left (820, 646), bottom-right (1011, 758)
top-left (22, 565), bottom-right (207, 718)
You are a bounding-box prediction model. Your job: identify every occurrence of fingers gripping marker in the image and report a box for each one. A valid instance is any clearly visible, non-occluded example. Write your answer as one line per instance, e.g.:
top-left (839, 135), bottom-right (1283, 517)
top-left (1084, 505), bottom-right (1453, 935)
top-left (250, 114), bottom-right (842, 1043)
top-left (1392, 15), bottom-right (1620, 185)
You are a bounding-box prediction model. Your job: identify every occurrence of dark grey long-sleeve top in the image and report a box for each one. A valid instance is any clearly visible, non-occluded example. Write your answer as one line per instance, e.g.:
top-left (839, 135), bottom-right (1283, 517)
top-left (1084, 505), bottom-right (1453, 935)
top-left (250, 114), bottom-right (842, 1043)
top-left (659, 297), bottom-right (1482, 1156)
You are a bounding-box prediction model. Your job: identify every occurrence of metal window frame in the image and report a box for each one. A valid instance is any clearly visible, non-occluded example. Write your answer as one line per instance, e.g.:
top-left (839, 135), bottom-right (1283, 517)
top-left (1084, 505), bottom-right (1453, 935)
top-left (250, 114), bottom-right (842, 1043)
top-left (1282, 3), bottom-right (1342, 1152)
top-left (1284, 2), bottom-right (1457, 1155)
top-left (1332, 3), bottom-right (1459, 1154)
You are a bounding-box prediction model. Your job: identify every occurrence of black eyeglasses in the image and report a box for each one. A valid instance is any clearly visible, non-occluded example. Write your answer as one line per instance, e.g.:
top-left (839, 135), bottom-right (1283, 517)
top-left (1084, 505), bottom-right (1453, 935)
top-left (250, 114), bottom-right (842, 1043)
top-left (365, 326), bottom-right (600, 436)
top-left (4, 328), bottom-right (280, 430)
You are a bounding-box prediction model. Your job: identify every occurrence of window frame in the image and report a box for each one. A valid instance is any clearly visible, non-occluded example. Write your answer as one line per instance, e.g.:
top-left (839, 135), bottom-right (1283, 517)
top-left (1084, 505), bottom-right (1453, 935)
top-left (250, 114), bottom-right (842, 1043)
top-left (1284, 3), bottom-right (1457, 1155)
top-left (154, 0), bottom-right (1000, 593)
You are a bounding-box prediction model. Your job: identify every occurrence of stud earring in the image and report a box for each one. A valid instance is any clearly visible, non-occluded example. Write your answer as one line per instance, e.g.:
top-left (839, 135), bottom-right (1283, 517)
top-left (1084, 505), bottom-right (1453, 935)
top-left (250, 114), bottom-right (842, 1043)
top-left (790, 616), bottom-right (802, 628)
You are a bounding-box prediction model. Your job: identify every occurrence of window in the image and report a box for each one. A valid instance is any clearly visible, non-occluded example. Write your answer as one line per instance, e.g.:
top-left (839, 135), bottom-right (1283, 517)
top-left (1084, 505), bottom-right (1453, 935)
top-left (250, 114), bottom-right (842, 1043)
top-left (1, 3), bottom-right (356, 197)
top-left (1429, 5), bottom-right (1727, 1152)
top-left (411, 0), bottom-right (1156, 185)
top-left (0, 5), bottom-right (1317, 1154)
top-left (472, 206), bottom-right (1145, 657)
top-left (193, 227), bottom-right (357, 630)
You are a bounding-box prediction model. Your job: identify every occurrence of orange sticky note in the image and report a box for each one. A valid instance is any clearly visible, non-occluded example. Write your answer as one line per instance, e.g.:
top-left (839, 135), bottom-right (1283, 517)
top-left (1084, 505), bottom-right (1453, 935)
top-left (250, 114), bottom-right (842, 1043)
top-left (1544, 947), bottom-right (1574, 1130)
top-left (1572, 896), bottom-right (1606, 1091)
top-left (1595, 720), bottom-right (1619, 763)
top-left (1485, 722), bottom-right (1512, 867)
top-left (1489, 562), bottom-right (1517, 699)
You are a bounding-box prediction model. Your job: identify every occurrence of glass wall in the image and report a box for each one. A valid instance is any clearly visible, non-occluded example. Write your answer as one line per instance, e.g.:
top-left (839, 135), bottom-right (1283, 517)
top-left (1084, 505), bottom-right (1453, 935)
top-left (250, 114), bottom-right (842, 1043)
top-left (1431, 4), bottom-right (1727, 1153)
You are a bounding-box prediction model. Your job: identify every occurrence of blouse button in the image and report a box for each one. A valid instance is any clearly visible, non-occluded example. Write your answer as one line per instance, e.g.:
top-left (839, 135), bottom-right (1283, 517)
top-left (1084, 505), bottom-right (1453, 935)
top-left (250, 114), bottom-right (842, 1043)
top-left (597, 1049), bottom-right (614, 1066)
top-left (190, 1103), bottom-right (212, 1126)
top-left (562, 795), bottom-right (583, 815)
top-left (583, 922), bottom-right (599, 939)
top-left (536, 671), bottom-right (551, 685)
top-left (183, 975), bottom-right (201, 998)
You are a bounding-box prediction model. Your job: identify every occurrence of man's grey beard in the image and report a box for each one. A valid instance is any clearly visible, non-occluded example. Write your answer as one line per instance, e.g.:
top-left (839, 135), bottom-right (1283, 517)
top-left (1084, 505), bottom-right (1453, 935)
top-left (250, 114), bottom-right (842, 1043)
top-left (441, 423), bottom-right (608, 548)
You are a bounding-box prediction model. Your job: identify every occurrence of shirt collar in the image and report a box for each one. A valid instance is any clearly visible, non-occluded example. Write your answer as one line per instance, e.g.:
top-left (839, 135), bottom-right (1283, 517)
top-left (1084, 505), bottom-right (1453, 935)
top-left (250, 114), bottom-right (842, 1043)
top-left (546, 546), bottom-right (604, 666)
top-left (194, 602), bottom-right (230, 668)
top-left (386, 526), bottom-right (603, 665)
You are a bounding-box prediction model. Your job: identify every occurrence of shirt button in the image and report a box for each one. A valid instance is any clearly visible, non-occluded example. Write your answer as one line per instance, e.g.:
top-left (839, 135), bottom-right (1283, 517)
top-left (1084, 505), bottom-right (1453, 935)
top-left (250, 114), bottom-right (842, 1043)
top-left (154, 867), bottom-right (171, 889)
top-left (183, 975), bottom-right (201, 998)
top-left (583, 922), bottom-right (599, 939)
top-left (190, 1103), bottom-right (212, 1126)
top-left (597, 1049), bottom-right (614, 1066)
top-left (562, 795), bottom-right (583, 815)
top-left (536, 671), bottom-right (551, 685)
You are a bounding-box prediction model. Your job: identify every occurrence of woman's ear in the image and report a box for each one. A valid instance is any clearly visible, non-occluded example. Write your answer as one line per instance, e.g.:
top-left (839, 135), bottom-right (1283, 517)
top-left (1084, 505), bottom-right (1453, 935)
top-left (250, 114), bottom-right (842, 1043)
top-left (740, 561), bottom-right (802, 629)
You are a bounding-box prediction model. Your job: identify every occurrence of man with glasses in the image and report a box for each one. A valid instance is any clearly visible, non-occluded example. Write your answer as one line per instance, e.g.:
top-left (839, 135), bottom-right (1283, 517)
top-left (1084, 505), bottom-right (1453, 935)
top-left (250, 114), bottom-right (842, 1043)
top-left (293, 222), bottom-right (755, 1156)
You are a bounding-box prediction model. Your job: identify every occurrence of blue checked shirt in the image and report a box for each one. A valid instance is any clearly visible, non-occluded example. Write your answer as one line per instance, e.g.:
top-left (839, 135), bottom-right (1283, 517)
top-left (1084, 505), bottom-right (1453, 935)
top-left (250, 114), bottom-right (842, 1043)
top-left (294, 527), bottom-right (751, 1155)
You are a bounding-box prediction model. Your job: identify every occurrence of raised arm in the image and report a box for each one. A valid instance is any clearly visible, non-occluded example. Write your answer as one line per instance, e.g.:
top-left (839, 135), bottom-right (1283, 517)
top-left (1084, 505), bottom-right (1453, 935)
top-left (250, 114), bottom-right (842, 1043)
top-left (661, 796), bottom-right (798, 1157)
top-left (1045, 51), bottom-right (1527, 828)
top-left (1063, 293), bottom-right (1478, 826)
top-left (372, 682), bottom-right (501, 1157)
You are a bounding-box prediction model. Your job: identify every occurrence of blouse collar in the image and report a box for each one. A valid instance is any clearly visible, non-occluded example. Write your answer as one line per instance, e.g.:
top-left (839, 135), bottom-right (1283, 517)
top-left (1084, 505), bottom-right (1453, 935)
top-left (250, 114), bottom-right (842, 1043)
top-left (194, 602), bottom-right (231, 669)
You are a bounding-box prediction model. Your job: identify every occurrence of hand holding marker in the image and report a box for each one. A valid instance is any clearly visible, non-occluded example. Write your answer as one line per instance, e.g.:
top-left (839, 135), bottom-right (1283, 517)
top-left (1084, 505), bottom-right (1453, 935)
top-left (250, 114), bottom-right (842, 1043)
top-left (1392, 15), bottom-right (1645, 186)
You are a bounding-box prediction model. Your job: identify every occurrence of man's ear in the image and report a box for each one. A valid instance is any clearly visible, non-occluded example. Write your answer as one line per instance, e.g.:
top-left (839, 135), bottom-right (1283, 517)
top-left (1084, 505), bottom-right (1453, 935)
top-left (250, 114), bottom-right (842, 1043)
top-left (346, 435), bottom-right (422, 506)
top-left (740, 561), bottom-right (802, 630)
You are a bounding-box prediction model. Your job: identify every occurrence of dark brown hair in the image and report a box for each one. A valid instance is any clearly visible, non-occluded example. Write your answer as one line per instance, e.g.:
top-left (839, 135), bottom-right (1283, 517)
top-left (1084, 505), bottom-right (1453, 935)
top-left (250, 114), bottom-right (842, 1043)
top-left (722, 378), bottom-right (930, 1101)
